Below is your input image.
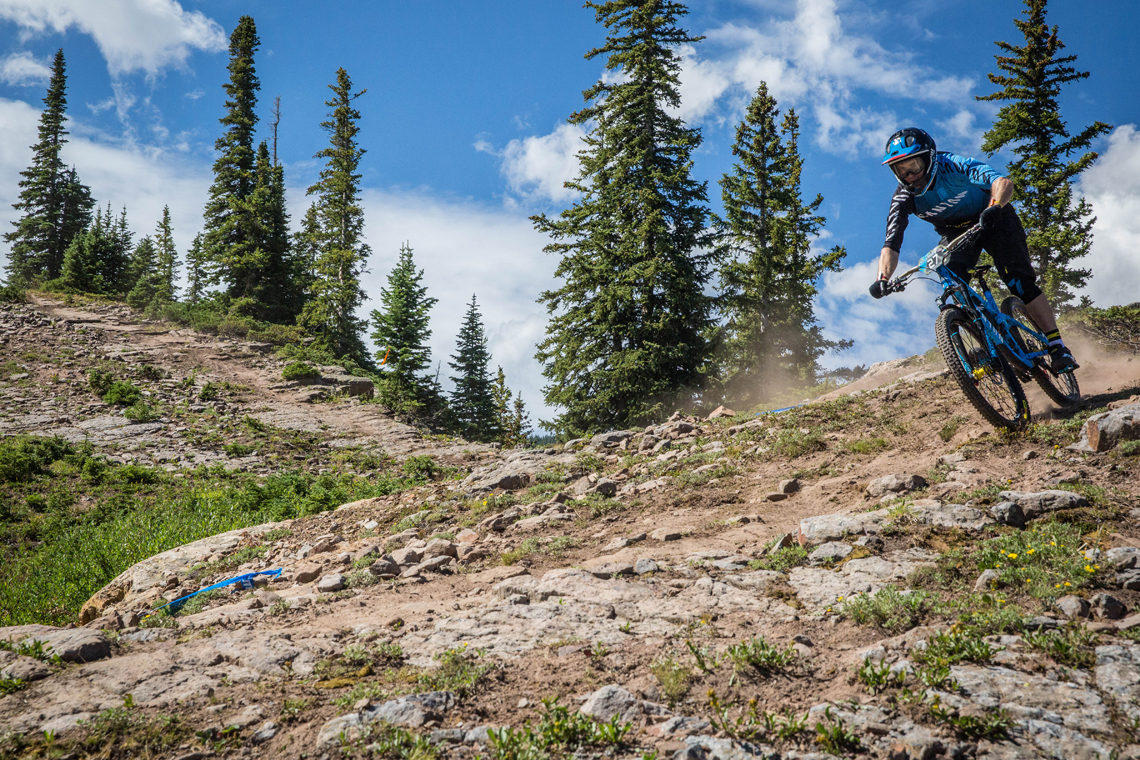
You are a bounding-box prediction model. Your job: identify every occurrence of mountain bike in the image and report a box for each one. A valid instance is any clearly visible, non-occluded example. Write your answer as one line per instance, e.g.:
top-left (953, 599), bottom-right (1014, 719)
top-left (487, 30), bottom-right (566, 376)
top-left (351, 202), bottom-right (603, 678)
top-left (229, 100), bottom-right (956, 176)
top-left (880, 223), bottom-right (1080, 431)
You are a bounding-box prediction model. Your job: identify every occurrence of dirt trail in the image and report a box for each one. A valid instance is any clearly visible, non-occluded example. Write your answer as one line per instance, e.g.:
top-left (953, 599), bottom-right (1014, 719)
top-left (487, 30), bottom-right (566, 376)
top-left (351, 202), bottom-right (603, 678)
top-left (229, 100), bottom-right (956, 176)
top-left (4, 296), bottom-right (1140, 759)
top-left (27, 295), bottom-right (488, 460)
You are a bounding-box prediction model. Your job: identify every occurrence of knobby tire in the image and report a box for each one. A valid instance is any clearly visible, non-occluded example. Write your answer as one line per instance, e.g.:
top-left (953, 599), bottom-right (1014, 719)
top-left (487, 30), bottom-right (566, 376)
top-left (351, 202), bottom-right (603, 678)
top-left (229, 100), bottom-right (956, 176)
top-left (1000, 296), bottom-right (1081, 407)
top-left (935, 307), bottom-right (1029, 431)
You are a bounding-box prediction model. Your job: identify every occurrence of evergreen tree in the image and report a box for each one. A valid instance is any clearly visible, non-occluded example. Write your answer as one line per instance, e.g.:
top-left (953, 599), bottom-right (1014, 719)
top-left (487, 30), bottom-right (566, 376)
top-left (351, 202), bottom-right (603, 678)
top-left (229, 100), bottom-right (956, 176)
top-left (153, 206), bottom-right (178, 304)
top-left (977, 0), bottom-right (1111, 306)
top-left (126, 236), bottom-right (158, 310)
top-left (369, 243), bottom-right (437, 389)
top-left (510, 396), bottom-right (532, 448)
top-left (201, 16), bottom-right (262, 302)
top-left (57, 234), bottom-right (92, 293)
top-left (104, 206), bottom-right (134, 293)
top-left (4, 50), bottom-right (94, 283)
top-left (291, 204), bottom-right (321, 309)
top-left (297, 68), bottom-right (371, 361)
top-left (58, 206), bottom-right (107, 293)
top-left (491, 367), bottom-right (512, 443)
top-left (259, 141), bottom-right (301, 321)
top-left (533, 0), bottom-right (716, 435)
top-left (491, 366), bottom-right (532, 448)
top-left (714, 85), bottom-right (848, 408)
top-left (449, 294), bottom-right (497, 440)
top-left (184, 233), bottom-right (208, 305)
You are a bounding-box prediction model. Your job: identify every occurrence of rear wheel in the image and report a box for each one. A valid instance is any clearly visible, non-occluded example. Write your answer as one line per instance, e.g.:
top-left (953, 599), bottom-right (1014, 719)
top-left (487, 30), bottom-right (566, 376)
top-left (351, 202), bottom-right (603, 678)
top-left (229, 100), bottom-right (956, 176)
top-left (935, 307), bottom-right (1030, 431)
top-left (1000, 296), bottom-right (1080, 407)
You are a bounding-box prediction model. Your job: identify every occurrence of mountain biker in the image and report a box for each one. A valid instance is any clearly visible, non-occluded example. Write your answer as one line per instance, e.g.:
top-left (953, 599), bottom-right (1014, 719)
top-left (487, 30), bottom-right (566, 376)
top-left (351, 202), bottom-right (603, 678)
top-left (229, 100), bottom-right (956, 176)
top-left (869, 127), bottom-right (1078, 373)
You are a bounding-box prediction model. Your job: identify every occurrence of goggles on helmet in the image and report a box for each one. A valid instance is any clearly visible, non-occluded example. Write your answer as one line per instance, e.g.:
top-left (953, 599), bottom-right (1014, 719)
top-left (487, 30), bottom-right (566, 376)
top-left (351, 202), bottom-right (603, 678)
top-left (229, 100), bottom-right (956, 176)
top-left (889, 154), bottom-right (928, 183)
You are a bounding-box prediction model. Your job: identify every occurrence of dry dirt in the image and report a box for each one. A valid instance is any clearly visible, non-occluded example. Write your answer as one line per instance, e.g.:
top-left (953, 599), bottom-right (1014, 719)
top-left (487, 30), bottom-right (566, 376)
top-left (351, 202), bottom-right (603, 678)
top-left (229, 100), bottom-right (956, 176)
top-left (2, 296), bottom-right (1140, 760)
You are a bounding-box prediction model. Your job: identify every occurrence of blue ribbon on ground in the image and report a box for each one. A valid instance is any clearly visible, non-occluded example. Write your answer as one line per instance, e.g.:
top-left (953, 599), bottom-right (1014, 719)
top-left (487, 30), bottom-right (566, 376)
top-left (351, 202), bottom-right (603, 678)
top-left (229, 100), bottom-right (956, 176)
top-left (148, 568), bottom-right (282, 617)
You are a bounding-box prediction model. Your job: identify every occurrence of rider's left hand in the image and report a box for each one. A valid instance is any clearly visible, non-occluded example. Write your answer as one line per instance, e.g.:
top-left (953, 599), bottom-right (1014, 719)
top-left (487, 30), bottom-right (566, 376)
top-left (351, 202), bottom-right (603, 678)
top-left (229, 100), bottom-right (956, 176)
top-left (980, 204), bottom-right (1002, 230)
top-left (869, 279), bottom-right (888, 299)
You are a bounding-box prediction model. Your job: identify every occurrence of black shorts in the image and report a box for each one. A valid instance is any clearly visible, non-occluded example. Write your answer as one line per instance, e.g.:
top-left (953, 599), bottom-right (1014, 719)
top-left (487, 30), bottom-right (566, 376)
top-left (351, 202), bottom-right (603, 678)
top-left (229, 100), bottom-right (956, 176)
top-left (937, 205), bottom-right (1042, 303)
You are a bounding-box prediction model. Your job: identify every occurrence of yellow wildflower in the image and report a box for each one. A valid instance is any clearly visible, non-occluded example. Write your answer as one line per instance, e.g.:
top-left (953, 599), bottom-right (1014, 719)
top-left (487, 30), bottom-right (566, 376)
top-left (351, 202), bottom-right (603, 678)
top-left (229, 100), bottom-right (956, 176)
top-left (1064, 581), bottom-right (1071, 587)
top-left (1027, 549), bottom-right (1035, 555)
top-left (1008, 553), bottom-right (1018, 560)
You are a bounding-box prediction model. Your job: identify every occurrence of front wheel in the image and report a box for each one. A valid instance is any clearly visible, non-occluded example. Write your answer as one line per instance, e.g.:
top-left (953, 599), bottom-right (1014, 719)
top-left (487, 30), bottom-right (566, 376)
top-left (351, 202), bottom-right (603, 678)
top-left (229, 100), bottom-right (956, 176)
top-left (935, 308), bottom-right (1030, 431)
top-left (1000, 296), bottom-right (1080, 407)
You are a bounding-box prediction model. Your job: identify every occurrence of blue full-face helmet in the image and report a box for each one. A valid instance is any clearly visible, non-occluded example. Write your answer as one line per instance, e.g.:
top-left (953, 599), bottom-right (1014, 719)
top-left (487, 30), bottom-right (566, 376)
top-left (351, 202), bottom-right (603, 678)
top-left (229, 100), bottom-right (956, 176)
top-left (883, 127), bottom-right (937, 193)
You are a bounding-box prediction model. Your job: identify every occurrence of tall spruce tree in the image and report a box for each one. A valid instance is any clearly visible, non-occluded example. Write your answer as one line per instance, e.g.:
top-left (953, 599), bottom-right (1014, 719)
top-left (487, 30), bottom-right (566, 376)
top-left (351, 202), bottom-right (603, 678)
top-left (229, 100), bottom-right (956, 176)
top-left (297, 68), bottom-right (371, 361)
top-left (184, 233), bottom-right (208, 304)
top-left (491, 366), bottom-right (531, 448)
top-left (714, 85), bottom-right (847, 408)
top-left (533, 0), bottom-right (716, 435)
top-left (292, 204), bottom-right (321, 310)
top-left (449, 295), bottom-right (497, 440)
top-left (153, 206), bottom-right (178, 304)
top-left (370, 243), bottom-right (437, 390)
top-left (4, 50), bottom-right (94, 283)
top-left (105, 206), bottom-right (134, 293)
top-left (58, 206), bottom-right (110, 293)
top-left (242, 140), bottom-right (296, 321)
top-left (126, 236), bottom-right (158, 310)
top-left (201, 16), bottom-right (263, 304)
top-left (977, 0), bottom-right (1111, 306)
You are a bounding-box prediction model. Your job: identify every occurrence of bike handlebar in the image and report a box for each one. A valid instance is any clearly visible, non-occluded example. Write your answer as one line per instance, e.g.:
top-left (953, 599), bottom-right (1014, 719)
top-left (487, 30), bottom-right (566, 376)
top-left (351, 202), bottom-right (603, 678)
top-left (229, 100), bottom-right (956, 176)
top-left (879, 222), bottom-right (983, 297)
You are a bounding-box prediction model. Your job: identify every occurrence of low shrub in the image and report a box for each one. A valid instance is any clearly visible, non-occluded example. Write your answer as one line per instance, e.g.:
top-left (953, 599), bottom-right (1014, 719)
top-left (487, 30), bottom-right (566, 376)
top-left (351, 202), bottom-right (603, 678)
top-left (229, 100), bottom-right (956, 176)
top-left (282, 361), bottom-right (320, 382)
top-left (103, 381), bottom-right (142, 406)
top-left (0, 436), bottom-right (73, 483)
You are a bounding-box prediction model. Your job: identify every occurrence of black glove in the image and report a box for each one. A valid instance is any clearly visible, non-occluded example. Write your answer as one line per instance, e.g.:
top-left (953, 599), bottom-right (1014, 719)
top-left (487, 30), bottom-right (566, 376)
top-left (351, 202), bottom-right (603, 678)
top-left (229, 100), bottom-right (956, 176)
top-left (869, 279), bottom-right (888, 299)
top-left (979, 204), bottom-right (1002, 230)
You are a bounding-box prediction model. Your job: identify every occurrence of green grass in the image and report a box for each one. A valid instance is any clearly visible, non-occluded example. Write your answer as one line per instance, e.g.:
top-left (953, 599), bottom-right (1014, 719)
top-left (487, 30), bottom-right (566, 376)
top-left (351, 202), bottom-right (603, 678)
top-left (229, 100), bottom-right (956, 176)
top-left (839, 587), bottom-right (944, 632)
top-left (913, 629), bottom-right (999, 667)
top-left (0, 456), bottom-right (428, 626)
top-left (649, 654), bottom-right (692, 706)
top-left (748, 544), bottom-right (808, 573)
top-left (0, 435), bottom-right (73, 483)
top-left (1024, 625), bottom-right (1098, 669)
top-left (724, 636), bottom-right (797, 677)
top-left (840, 436), bottom-right (890, 455)
top-left (974, 520), bottom-right (1106, 601)
top-left (486, 698), bottom-right (631, 760)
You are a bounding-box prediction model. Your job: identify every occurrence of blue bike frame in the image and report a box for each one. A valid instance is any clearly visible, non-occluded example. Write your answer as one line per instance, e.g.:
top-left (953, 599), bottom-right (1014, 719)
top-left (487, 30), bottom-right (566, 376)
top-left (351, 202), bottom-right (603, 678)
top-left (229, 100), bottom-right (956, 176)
top-left (915, 225), bottom-right (1051, 379)
top-left (933, 265), bottom-right (1048, 376)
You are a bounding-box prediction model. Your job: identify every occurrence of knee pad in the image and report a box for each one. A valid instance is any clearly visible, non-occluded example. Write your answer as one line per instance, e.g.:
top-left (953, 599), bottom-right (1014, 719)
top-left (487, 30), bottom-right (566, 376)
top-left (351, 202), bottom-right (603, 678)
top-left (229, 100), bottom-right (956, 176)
top-left (1005, 275), bottom-right (1042, 304)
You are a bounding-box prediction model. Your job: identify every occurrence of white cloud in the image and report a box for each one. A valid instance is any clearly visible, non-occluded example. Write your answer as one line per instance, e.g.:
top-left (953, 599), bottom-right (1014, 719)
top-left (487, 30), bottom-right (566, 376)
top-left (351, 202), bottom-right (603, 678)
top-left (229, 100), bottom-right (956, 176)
top-left (0, 50), bottom-right (49, 86)
top-left (1076, 124), bottom-right (1140, 307)
top-left (0, 96), bottom-right (211, 275)
top-left (935, 109), bottom-right (986, 156)
top-left (0, 0), bottom-right (226, 77)
top-left (677, 0), bottom-right (976, 154)
top-left (496, 122), bottom-right (587, 204)
top-left (815, 256), bottom-right (942, 370)
top-left (500, 0), bottom-right (981, 202)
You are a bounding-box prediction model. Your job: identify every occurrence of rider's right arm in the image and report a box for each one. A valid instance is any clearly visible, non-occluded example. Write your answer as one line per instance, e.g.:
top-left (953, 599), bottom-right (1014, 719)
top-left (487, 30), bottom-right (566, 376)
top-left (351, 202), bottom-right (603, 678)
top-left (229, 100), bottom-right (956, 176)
top-left (883, 186), bottom-right (913, 252)
top-left (878, 247), bottom-right (900, 280)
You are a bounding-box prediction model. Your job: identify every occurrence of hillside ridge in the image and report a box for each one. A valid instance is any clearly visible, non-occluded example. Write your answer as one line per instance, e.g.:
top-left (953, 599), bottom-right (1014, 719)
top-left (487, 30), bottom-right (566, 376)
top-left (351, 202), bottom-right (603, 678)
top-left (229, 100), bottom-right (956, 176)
top-left (2, 296), bottom-right (1140, 760)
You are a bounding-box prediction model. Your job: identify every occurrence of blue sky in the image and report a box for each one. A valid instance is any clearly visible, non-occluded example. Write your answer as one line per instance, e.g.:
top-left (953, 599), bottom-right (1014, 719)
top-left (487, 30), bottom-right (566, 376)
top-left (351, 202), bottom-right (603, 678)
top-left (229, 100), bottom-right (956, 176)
top-left (1, 0), bottom-right (1138, 422)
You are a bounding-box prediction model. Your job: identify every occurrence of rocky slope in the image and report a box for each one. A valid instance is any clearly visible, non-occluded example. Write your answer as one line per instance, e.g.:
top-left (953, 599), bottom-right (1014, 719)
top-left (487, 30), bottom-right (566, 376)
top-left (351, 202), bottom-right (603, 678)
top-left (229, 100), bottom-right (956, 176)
top-left (2, 295), bottom-right (1140, 760)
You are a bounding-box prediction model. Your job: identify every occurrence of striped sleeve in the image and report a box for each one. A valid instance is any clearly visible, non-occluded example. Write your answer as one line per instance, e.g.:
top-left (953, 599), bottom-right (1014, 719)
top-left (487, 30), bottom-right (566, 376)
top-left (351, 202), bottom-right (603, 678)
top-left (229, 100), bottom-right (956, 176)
top-left (883, 187), bottom-right (913, 251)
top-left (955, 154), bottom-right (1002, 189)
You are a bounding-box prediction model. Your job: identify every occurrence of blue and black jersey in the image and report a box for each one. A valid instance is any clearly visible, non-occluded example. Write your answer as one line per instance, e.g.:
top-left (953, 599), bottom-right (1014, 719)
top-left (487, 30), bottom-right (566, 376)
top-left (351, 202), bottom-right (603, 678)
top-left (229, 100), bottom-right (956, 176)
top-left (883, 152), bottom-right (1003, 251)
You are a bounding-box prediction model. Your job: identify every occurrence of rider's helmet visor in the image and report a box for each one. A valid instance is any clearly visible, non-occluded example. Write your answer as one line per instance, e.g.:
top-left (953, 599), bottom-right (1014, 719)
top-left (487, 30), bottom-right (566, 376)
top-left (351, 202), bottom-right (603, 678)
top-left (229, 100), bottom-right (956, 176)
top-left (889, 155), bottom-right (928, 183)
